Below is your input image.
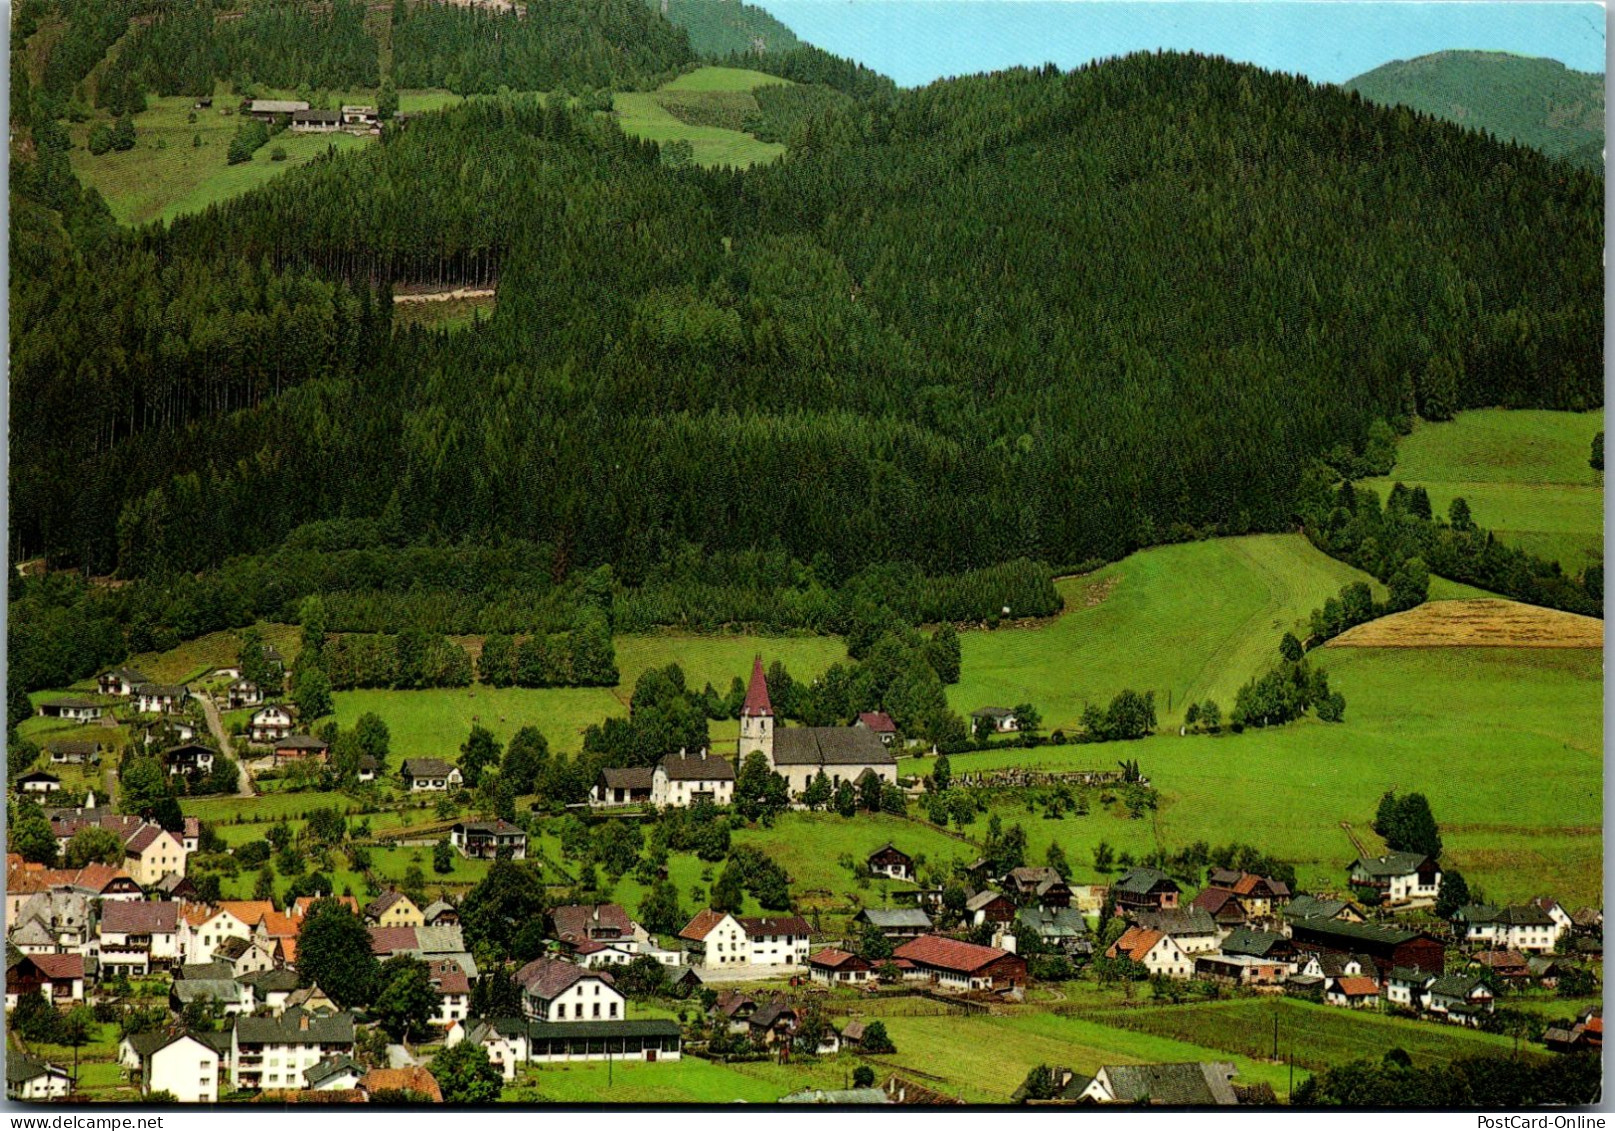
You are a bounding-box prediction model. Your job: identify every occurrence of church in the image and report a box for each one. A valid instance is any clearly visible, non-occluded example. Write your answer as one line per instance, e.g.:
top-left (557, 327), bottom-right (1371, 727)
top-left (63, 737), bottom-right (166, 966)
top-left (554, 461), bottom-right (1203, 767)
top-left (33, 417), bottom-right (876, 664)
top-left (737, 657), bottom-right (899, 796)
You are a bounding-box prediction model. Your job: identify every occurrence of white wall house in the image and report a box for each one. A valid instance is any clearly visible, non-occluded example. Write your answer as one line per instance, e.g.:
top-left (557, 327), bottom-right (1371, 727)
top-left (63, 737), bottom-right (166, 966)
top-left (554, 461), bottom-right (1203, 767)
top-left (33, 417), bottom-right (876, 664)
top-left (1107, 926), bottom-right (1194, 979)
top-left (1349, 852), bottom-right (1441, 904)
top-left (142, 1034), bottom-right (223, 1104)
top-left (514, 958), bottom-right (626, 1022)
top-left (1458, 905), bottom-right (1564, 953)
top-left (247, 705), bottom-right (295, 743)
top-left (652, 750), bottom-right (736, 807)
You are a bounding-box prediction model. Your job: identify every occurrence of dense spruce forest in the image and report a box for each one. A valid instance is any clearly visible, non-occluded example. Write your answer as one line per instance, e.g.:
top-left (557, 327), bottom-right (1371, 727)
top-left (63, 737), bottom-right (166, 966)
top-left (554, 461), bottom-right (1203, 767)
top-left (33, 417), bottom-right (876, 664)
top-left (7, 1), bottom-right (1604, 690)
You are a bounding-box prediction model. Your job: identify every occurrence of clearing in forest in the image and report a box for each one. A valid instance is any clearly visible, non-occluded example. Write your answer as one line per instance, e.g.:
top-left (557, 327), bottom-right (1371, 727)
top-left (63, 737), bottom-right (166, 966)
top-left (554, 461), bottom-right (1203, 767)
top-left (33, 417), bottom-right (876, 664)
top-left (1362, 408), bottom-right (1603, 574)
top-left (1328, 598), bottom-right (1604, 648)
top-left (614, 66), bottom-right (789, 168)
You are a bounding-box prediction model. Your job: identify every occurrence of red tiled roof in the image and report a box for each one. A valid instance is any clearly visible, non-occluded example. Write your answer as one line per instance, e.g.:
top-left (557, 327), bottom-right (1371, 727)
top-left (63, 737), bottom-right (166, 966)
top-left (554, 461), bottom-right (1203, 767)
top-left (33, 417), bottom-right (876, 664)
top-left (893, 934), bottom-right (1016, 974)
top-left (741, 656), bottom-right (772, 717)
top-left (292, 896), bottom-right (360, 919)
top-left (679, 909), bottom-right (728, 942)
top-left (124, 826), bottom-right (164, 854)
top-left (809, 948), bottom-right (870, 970)
top-left (219, 900), bottom-right (277, 927)
top-left (33, 953), bottom-right (84, 980)
top-left (1107, 926), bottom-right (1165, 963)
top-left (858, 712), bottom-right (897, 734)
top-left (1190, 888), bottom-right (1244, 918)
top-left (427, 959), bottom-right (470, 996)
top-left (1335, 976), bottom-right (1379, 997)
top-left (369, 926), bottom-right (419, 954)
top-left (71, 863), bottom-right (135, 893)
top-left (552, 904), bottom-right (633, 945)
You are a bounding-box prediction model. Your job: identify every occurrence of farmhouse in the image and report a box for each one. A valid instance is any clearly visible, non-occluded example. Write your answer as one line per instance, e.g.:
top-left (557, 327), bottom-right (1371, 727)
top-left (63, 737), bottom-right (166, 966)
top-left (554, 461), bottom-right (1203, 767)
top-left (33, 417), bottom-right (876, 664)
top-left (6, 953), bottom-right (85, 1005)
top-left (1471, 949), bottom-right (1531, 981)
top-left (894, 934), bottom-right (1026, 991)
top-left (1106, 926), bottom-right (1193, 979)
top-left (1422, 973), bottom-right (1495, 1025)
top-left (1191, 887), bottom-right (1252, 928)
top-left (736, 658), bottom-right (897, 794)
top-left (1079, 1063), bottom-right (1239, 1106)
top-left (98, 668), bottom-right (149, 696)
top-left (291, 108), bottom-right (343, 132)
top-left (16, 770), bottom-right (61, 794)
top-left (450, 819), bottom-right (528, 859)
top-left (1132, 907), bottom-right (1221, 954)
top-left (98, 900), bottom-right (182, 974)
top-left (7, 1054), bottom-right (71, 1100)
top-left (965, 889), bottom-right (1016, 927)
top-left (273, 734), bottom-right (330, 764)
top-left (970, 706), bottom-right (1019, 733)
top-left (855, 711), bottom-right (899, 745)
top-left (591, 766), bottom-right (653, 807)
top-left (227, 680), bottom-right (264, 708)
top-left (652, 749), bottom-right (735, 807)
top-left (867, 843), bottom-right (914, 881)
top-left (161, 743), bottom-right (215, 777)
top-left (399, 758), bottom-right (462, 792)
top-left (1455, 903), bottom-right (1563, 953)
top-left (247, 704), bottom-right (295, 743)
top-left (1289, 918), bottom-right (1445, 977)
top-left (46, 739), bottom-right (98, 765)
top-left (1283, 894), bottom-right (1365, 925)
top-left (365, 891), bottom-right (424, 928)
top-left (135, 685), bottom-right (189, 715)
top-left (1349, 851), bottom-right (1441, 904)
top-left (340, 104), bottom-right (379, 127)
top-left (856, 907), bottom-right (933, 940)
top-left (678, 910), bottom-right (812, 967)
top-left (1324, 974), bottom-right (1383, 1009)
top-left (809, 947), bottom-right (874, 984)
top-left (1204, 869), bottom-right (1291, 916)
top-left (1219, 927), bottom-right (1299, 966)
top-left (1004, 867), bottom-right (1073, 908)
top-left (1195, 952), bottom-right (1289, 986)
top-left (551, 903), bottom-right (641, 954)
top-left (1111, 866), bottom-right (1181, 914)
top-left (513, 957), bottom-right (624, 1021)
top-left (1015, 906), bottom-right (1091, 954)
top-left (304, 1055), bottom-right (365, 1092)
top-left (37, 697), bottom-right (104, 722)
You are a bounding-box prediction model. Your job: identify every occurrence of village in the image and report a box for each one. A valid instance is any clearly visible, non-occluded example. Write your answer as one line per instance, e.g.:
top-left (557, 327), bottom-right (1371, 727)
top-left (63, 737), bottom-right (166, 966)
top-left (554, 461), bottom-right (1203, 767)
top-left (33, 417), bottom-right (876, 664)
top-left (5, 656), bottom-right (1604, 1105)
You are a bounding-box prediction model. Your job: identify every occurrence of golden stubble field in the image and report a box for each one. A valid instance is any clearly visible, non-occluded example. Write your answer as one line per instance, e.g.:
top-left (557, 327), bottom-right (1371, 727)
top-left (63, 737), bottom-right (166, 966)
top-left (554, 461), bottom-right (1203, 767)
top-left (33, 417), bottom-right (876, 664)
top-left (1328, 598), bottom-right (1605, 648)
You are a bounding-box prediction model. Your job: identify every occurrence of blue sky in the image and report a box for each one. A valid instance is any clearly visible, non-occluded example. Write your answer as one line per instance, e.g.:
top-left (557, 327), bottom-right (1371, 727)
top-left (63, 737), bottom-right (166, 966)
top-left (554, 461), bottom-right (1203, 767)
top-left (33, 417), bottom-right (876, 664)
top-left (749, 0), bottom-right (1607, 87)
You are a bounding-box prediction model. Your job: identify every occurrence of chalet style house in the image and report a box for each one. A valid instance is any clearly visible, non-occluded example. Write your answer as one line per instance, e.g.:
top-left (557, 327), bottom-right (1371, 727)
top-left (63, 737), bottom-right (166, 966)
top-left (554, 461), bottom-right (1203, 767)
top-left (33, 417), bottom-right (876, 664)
top-left (449, 819), bottom-right (528, 860)
top-left (867, 843), bottom-right (914, 881)
top-left (37, 698), bottom-right (104, 722)
top-left (247, 705), bottom-right (294, 743)
top-left (1348, 852), bottom-right (1442, 904)
top-left (98, 668), bottom-right (149, 697)
top-left (1112, 866), bottom-right (1182, 914)
top-left (400, 759), bottom-right (462, 792)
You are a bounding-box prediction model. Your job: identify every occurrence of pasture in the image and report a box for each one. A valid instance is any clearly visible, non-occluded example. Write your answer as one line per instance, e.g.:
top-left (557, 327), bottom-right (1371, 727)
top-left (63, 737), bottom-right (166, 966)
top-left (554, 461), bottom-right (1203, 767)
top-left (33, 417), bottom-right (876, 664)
top-left (614, 66), bottom-right (788, 168)
top-left (1362, 408), bottom-right (1604, 574)
top-left (507, 1053), bottom-right (852, 1103)
top-left (912, 645), bottom-right (1602, 903)
top-left (125, 622), bottom-right (301, 685)
top-left (949, 534), bottom-right (1383, 732)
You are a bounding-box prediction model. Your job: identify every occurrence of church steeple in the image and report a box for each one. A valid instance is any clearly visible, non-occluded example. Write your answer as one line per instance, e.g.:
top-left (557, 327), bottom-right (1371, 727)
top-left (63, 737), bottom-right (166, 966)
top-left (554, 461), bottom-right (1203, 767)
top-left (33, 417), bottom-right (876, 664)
top-left (738, 655), bottom-right (775, 762)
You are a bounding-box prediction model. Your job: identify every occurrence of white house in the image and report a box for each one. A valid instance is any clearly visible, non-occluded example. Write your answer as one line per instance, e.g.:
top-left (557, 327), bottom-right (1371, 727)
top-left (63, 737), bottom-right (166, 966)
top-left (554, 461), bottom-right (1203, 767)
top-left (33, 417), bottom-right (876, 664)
top-left (1107, 926), bottom-right (1194, 979)
top-left (969, 706), bottom-right (1019, 733)
top-left (1385, 966), bottom-right (1435, 1008)
top-left (7, 1054), bottom-right (71, 1099)
top-left (247, 704), bottom-right (295, 743)
top-left (134, 685), bottom-right (189, 715)
top-left (180, 906), bottom-right (258, 966)
top-left (16, 771), bottom-right (62, 794)
top-left (304, 1054), bottom-right (364, 1091)
top-left (227, 680), bottom-right (263, 709)
top-left (400, 758), bottom-right (462, 792)
top-left (1456, 904), bottom-right (1564, 953)
top-left (513, 957), bottom-right (625, 1022)
top-left (652, 749), bottom-right (736, 807)
top-left (1422, 974), bottom-right (1495, 1025)
top-left (428, 959), bottom-right (471, 1028)
top-left (98, 668), bottom-right (149, 697)
top-left (1348, 851), bottom-right (1441, 904)
top-left (122, 825), bottom-right (189, 886)
top-left (677, 910), bottom-right (812, 968)
top-left (230, 1010), bottom-right (356, 1091)
top-left (97, 900), bottom-right (182, 975)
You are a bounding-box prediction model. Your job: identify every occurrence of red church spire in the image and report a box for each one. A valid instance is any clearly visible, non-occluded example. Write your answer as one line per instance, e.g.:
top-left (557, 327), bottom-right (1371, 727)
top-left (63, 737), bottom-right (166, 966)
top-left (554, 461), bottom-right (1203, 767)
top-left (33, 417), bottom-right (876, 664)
top-left (741, 655), bottom-right (773, 717)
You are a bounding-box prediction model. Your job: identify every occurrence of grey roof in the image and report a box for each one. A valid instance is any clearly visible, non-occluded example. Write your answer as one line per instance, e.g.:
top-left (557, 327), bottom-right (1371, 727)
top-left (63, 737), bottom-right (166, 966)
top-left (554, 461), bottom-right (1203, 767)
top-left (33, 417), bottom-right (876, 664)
top-left (1389, 965), bottom-right (1435, 984)
top-left (1016, 906), bottom-right (1089, 937)
top-left (1221, 928), bottom-right (1288, 958)
top-left (1291, 918), bottom-right (1423, 946)
top-left (421, 899), bottom-right (456, 921)
top-left (965, 889), bottom-right (1010, 911)
top-left (1134, 907), bottom-right (1217, 937)
top-left (305, 1054), bottom-right (363, 1088)
top-left (857, 908), bottom-right (933, 929)
top-left (1427, 974), bottom-right (1488, 998)
top-left (413, 924), bottom-right (467, 954)
top-left (234, 1008), bottom-right (355, 1046)
top-left (10, 920), bottom-right (56, 948)
top-left (1458, 903), bottom-right (1554, 927)
top-left (171, 979), bottom-right (242, 1005)
top-left (1102, 1062), bottom-right (1239, 1106)
top-left (250, 99), bottom-right (308, 113)
top-left (772, 726), bottom-right (895, 767)
top-left (1351, 851), bottom-right (1432, 877)
top-left (293, 109), bottom-right (343, 123)
top-left (970, 706), bottom-right (1015, 719)
top-left (240, 967), bottom-right (300, 993)
top-left (780, 1088), bottom-right (892, 1105)
top-left (401, 758), bottom-right (456, 778)
top-left (7, 1053), bottom-right (64, 1085)
top-left (1284, 895), bottom-right (1350, 921)
top-left (178, 962), bottom-right (235, 981)
top-left (1112, 867), bottom-right (1179, 896)
top-left (659, 751), bottom-right (737, 780)
top-left (525, 1019), bottom-right (680, 1041)
top-left (600, 766), bottom-right (654, 790)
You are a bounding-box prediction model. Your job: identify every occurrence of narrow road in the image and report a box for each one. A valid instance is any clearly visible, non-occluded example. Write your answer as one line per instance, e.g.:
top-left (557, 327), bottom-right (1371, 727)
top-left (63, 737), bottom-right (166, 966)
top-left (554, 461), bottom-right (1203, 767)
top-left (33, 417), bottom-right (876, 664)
top-left (197, 693), bottom-right (256, 798)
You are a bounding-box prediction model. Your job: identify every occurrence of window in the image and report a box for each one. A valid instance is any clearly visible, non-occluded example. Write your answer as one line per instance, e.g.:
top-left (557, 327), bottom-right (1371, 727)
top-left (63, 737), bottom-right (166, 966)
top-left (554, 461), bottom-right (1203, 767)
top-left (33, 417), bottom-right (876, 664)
top-left (593, 1003), bottom-right (600, 1018)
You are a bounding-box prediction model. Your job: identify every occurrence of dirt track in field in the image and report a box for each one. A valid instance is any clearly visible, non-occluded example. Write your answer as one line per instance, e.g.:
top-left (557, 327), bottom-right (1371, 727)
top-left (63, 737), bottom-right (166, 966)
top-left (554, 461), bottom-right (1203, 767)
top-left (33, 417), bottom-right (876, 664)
top-left (1327, 598), bottom-right (1604, 649)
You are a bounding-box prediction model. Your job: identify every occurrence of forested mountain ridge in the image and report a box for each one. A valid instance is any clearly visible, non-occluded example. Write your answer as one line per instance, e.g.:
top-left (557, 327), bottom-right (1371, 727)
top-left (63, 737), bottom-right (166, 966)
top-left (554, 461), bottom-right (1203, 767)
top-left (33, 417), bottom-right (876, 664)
top-left (9, 51), bottom-right (1603, 649)
top-left (1345, 50), bottom-right (1604, 171)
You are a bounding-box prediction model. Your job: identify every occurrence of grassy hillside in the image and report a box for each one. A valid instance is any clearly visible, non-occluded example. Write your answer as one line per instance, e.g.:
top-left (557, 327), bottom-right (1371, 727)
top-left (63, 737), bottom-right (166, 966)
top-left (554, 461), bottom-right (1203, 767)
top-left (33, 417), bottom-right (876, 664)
top-left (949, 534), bottom-right (1384, 732)
top-left (1362, 408), bottom-right (1604, 573)
top-left (1345, 50), bottom-right (1604, 170)
top-left (614, 66), bottom-right (788, 167)
top-left (914, 644), bottom-right (1602, 904)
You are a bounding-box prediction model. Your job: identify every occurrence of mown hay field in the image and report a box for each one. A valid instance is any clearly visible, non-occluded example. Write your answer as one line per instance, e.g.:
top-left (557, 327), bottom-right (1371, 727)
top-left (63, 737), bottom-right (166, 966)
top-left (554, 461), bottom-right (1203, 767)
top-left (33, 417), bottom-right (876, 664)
top-left (1328, 599), bottom-right (1604, 648)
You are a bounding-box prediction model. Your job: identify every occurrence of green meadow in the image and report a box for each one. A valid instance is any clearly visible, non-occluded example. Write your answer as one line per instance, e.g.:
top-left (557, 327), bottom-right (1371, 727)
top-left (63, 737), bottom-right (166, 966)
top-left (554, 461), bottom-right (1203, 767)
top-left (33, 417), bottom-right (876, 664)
top-left (949, 534), bottom-right (1384, 732)
top-left (1363, 408), bottom-right (1604, 574)
top-left (614, 66), bottom-right (787, 168)
top-left (913, 644), bottom-right (1602, 904)
top-left (507, 1052), bottom-right (855, 1103)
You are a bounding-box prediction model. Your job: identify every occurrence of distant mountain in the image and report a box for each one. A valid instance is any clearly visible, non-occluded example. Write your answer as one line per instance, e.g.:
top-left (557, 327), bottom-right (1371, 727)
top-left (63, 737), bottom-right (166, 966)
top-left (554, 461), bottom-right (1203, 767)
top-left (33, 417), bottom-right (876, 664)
top-left (1344, 50), bottom-right (1603, 171)
top-left (654, 0), bottom-right (802, 57)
